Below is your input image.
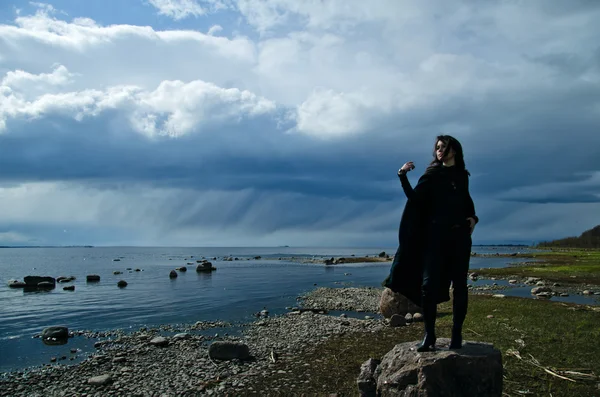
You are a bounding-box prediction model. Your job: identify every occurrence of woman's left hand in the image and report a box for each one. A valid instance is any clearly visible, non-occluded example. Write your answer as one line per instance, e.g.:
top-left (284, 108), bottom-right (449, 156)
top-left (467, 217), bottom-right (476, 235)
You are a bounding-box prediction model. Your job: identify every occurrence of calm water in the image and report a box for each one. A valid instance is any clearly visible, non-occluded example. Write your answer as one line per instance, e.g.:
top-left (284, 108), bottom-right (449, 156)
top-left (0, 246), bottom-right (594, 372)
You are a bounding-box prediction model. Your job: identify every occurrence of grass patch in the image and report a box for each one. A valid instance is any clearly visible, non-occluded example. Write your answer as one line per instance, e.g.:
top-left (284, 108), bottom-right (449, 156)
top-left (477, 248), bottom-right (600, 285)
top-left (240, 295), bottom-right (600, 396)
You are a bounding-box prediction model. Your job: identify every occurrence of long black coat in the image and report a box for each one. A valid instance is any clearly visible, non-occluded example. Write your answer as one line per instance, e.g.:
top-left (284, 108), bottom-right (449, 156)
top-left (382, 165), bottom-right (478, 306)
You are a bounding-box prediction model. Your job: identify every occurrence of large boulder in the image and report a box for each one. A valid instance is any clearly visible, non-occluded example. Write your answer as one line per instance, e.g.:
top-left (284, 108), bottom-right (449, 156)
top-left (358, 339), bottom-right (502, 397)
top-left (379, 288), bottom-right (421, 318)
top-left (196, 262), bottom-right (216, 272)
top-left (24, 276), bottom-right (56, 289)
top-left (42, 326), bottom-right (69, 340)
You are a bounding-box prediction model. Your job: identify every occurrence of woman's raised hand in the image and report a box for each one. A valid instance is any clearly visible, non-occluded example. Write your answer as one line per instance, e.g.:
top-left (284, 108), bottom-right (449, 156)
top-left (398, 162), bottom-right (415, 176)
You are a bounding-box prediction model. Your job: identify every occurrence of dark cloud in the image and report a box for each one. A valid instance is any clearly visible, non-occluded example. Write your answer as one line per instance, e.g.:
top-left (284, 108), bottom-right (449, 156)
top-left (1, 1), bottom-right (599, 245)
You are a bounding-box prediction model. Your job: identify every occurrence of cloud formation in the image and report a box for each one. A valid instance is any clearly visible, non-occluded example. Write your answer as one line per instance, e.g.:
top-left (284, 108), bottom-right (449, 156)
top-left (0, 1), bottom-right (599, 246)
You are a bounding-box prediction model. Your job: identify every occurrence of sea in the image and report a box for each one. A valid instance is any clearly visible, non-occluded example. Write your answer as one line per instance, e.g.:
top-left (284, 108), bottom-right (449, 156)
top-left (0, 246), bottom-right (597, 373)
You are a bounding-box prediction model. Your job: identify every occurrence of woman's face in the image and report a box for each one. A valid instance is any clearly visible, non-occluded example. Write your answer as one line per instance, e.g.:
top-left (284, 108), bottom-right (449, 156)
top-left (436, 140), bottom-right (455, 162)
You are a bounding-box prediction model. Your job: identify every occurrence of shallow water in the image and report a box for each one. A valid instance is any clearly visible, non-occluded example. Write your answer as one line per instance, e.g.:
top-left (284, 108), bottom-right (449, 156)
top-left (0, 245), bottom-right (594, 372)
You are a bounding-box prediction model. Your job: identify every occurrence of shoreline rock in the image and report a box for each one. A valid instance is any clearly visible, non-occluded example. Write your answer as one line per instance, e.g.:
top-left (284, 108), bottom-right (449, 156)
top-left (360, 339), bottom-right (503, 396)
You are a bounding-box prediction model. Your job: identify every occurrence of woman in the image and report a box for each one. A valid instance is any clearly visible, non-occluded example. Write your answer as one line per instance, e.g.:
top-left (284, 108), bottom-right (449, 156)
top-left (383, 135), bottom-right (478, 352)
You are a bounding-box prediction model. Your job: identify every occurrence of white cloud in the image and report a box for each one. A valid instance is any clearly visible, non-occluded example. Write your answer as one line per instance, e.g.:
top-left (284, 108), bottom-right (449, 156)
top-left (3, 4), bottom-right (597, 141)
top-left (148, 0), bottom-right (206, 20)
top-left (207, 25), bottom-right (223, 35)
top-left (234, 0), bottom-right (421, 34)
top-left (0, 9), bottom-right (255, 61)
top-left (29, 1), bottom-right (60, 16)
top-left (128, 79), bottom-right (276, 137)
top-left (1, 64), bottom-right (74, 94)
top-left (0, 66), bottom-right (275, 136)
top-left (294, 89), bottom-right (382, 138)
top-left (148, 0), bottom-right (229, 20)
top-left (0, 80), bottom-right (137, 130)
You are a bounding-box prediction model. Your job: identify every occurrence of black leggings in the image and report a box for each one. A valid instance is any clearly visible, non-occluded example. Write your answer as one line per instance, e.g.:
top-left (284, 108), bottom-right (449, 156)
top-left (422, 224), bottom-right (472, 326)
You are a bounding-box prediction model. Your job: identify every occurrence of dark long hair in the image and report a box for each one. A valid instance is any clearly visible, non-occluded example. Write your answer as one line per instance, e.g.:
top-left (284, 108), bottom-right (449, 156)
top-left (427, 135), bottom-right (470, 176)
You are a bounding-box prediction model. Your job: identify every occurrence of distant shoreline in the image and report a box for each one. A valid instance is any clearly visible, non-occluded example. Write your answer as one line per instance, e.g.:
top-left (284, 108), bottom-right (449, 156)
top-left (0, 246), bottom-right (95, 248)
top-left (0, 244), bottom-right (529, 249)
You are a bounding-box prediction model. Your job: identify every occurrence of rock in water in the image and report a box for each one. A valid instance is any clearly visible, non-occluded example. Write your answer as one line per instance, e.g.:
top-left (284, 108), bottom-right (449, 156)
top-left (117, 280), bottom-right (128, 288)
top-left (362, 338), bottom-right (502, 396)
top-left (42, 326), bottom-right (69, 340)
top-left (24, 276), bottom-right (56, 289)
top-left (196, 262), bottom-right (217, 272)
top-left (7, 280), bottom-right (26, 288)
top-left (86, 275), bottom-right (100, 282)
top-left (379, 288), bottom-right (421, 318)
top-left (208, 341), bottom-right (251, 360)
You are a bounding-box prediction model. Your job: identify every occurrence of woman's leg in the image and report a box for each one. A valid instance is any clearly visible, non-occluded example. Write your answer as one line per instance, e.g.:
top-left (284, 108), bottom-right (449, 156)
top-left (449, 230), bottom-right (472, 349)
top-left (418, 234), bottom-right (443, 352)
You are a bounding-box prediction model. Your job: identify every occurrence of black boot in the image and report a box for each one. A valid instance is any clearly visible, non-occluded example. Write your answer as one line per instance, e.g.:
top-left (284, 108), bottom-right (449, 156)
top-left (417, 332), bottom-right (436, 352)
top-left (450, 286), bottom-right (468, 349)
top-left (417, 302), bottom-right (437, 352)
top-left (449, 325), bottom-right (462, 349)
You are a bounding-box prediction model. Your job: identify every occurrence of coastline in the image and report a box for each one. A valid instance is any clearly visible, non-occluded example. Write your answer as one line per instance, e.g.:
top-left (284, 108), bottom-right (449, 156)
top-left (2, 246), bottom-right (599, 395)
top-left (2, 286), bottom-right (599, 396)
top-left (0, 287), bottom-right (385, 396)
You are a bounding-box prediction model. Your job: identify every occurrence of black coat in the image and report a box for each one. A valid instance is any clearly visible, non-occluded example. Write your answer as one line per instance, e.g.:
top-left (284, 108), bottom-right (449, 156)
top-left (382, 164), bottom-right (478, 306)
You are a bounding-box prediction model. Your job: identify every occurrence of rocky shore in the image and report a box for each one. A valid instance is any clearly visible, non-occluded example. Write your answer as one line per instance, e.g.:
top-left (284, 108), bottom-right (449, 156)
top-left (2, 282), bottom-right (598, 396)
top-left (468, 274), bottom-right (600, 301)
top-left (0, 288), bottom-right (391, 396)
top-left (298, 286), bottom-right (382, 312)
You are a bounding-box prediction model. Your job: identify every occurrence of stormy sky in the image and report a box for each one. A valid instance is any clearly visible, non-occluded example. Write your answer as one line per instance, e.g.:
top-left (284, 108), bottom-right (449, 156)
top-left (0, 0), bottom-right (598, 247)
